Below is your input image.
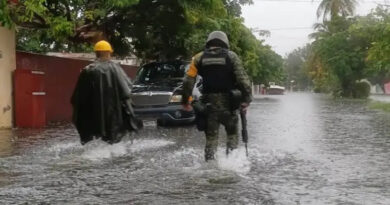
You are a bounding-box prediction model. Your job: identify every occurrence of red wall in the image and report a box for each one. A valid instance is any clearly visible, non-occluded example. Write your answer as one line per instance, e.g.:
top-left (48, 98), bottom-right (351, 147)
top-left (16, 51), bottom-right (138, 123)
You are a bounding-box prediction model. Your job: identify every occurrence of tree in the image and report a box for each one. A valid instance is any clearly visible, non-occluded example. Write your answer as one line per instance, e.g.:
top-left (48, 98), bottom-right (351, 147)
top-left (316, 0), bottom-right (357, 21)
top-left (7, 0), bottom-right (139, 56)
top-left (308, 16), bottom-right (373, 97)
top-left (309, 17), bottom-right (350, 40)
top-left (306, 51), bottom-right (336, 93)
top-left (284, 45), bottom-right (312, 91)
top-left (296, 5), bottom-right (390, 97)
top-left (222, 0), bottom-right (253, 17)
top-left (3, 0), bottom-right (283, 84)
top-left (7, 0), bottom-right (252, 58)
top-left (347, 6), bottom-right (390, 88)
top-left (364, 7), bottom-right (390, 73)
top-left (0, 0), bottom-right (15, 28)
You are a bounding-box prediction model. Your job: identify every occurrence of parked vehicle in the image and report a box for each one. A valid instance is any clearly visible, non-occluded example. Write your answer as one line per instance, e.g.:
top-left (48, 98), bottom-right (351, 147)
top-left (267, 82), bottom-right (285, 95)
top-left (130, 61), bottom-right (201, 126)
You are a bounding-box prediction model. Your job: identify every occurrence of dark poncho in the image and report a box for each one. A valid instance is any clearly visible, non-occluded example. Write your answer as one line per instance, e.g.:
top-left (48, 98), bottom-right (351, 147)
top-left (71, 60), bottom-right (141, 144)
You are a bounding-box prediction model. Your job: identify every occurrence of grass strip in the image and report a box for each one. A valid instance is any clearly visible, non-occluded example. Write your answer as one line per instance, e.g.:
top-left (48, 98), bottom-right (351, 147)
top-left (369, 101), bottom-right (390, 112)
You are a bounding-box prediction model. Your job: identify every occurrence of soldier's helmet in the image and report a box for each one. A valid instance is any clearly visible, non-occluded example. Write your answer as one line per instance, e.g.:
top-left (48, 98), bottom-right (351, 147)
top-left (206, 31), bottom-right (229, 49)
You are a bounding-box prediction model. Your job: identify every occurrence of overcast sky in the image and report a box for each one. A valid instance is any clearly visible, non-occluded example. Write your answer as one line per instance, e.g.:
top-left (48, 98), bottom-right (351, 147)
top-left (241, 0), bottom-right (387, 56)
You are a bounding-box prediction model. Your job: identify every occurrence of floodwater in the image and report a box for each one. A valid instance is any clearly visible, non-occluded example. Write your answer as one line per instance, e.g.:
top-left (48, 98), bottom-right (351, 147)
top-left (370, 94), bottom-right (390, 103)
top-left (0, 93), bottom-right (389, 204)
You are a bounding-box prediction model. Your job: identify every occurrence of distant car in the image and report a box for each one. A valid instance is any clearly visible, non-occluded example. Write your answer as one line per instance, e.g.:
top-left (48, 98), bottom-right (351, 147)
top-left (130, 60), bottom-right (201, 126)
top-left (267, 82), bottom-right (285, 95)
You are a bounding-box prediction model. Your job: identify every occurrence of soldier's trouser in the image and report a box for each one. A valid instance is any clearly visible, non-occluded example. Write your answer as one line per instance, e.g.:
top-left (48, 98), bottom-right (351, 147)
top-left (204, 110), bottom-right (239, 161)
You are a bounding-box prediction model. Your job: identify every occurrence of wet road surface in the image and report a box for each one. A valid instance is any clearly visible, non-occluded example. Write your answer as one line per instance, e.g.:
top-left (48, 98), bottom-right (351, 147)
top-left (0, 93), bottom-right (389, 204)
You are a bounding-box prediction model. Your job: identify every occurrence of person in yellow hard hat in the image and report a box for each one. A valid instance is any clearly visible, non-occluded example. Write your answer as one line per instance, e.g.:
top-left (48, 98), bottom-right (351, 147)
top-left (71, 40), bottom-right (142, 145)
top-left (94, 40), bottom-right (114, 52)
top-left (93, 40), bottom-right (114, 60)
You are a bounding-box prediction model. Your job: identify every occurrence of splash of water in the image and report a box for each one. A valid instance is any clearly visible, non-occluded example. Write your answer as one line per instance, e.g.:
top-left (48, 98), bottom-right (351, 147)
top-left (216, 147), bottom-right (251, 174)
top-left (170, 148), bottom-right (203, 170)
top-left (81, 140), bottom-right (128, 161)
top-left (128, 139), bottom-right (175, 152)
top-left (47, 142), bottom-right (82, 155)
top-left (80, 138), bottom-right (175, 161)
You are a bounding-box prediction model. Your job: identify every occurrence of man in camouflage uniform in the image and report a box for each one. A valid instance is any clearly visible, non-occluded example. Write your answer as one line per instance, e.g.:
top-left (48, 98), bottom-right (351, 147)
top-left (181, 31), bottom-right (252, 161)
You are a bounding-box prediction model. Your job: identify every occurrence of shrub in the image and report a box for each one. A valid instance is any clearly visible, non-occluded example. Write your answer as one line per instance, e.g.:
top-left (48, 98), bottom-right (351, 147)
top-left (353, 81), bottom-right (371, 99)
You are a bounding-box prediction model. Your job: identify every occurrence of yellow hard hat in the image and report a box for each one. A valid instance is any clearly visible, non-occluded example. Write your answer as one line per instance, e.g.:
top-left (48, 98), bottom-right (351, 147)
top-left (94, 40), bottom-right (113, 53)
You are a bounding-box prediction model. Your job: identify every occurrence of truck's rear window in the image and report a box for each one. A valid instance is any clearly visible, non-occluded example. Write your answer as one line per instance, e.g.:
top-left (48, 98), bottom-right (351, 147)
top-left (135, 63), bottom-right (188, 84)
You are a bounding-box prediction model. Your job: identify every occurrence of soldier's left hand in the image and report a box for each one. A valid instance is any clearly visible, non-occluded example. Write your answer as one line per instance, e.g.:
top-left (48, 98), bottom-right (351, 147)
top-left (241, 103), bottom-right (249, 112)
top-left (182, 104), bottom-right (193, 112)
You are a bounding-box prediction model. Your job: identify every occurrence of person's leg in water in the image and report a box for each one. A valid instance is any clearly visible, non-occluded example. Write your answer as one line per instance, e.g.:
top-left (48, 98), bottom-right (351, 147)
top-left (205, 112), bottom-right (220, 161)
top-left (222, 111), bottom-right (239, 155)
top-left (80, 134), bottom-right (94, 145)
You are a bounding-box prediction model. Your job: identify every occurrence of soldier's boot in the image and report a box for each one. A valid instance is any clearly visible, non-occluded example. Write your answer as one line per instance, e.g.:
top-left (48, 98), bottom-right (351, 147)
top-left (226, 134), bottom-right (239, 155)
top-left (205, 138), bottom-right (218, 161)
top-left (223, 111), bottom-right (238, 155)
top-left (205, 149), bottom-right (215, 161)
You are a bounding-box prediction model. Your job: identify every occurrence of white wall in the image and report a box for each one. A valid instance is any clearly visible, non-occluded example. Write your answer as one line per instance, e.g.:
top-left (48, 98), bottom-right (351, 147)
top-left (0, 26), bottom-right (16, 128)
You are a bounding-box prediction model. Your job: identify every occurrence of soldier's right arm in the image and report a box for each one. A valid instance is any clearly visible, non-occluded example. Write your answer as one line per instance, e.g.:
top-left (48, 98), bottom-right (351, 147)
top-left (182, 53), bottom-right (202, 105)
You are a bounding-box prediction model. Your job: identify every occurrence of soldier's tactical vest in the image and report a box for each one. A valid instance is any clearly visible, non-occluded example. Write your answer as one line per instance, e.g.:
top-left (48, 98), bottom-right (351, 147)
top-left (198, 48), bottom-right (235, 93)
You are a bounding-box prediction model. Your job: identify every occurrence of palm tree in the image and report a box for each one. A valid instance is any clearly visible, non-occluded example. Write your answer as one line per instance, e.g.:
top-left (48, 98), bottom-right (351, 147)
top-left (316, 0), bottom-right (358, 21)
top-left (310, 15), bottom-right (353, 40)
top-left (309, 21), bottom-right (332, 40)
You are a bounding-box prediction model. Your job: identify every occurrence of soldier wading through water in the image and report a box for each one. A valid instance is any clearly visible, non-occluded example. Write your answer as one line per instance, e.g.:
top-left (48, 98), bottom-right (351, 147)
top-left (182, 31), bottom-right (252, 161)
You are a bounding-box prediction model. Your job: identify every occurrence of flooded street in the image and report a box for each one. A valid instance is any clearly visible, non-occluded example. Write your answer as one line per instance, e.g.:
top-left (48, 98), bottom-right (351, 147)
top-left (0, 93), bottom-right (389, 204)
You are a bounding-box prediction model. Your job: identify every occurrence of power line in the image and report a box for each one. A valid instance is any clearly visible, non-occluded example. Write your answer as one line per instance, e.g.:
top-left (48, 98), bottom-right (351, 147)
top-left (266, 27), bottom-right (313, 30)
top-left (253, 0), bottom-right (321, 2)
top-left (252, 27), bottom-right (313, 31)
top-left (252, 0), bottom-right (388, 3)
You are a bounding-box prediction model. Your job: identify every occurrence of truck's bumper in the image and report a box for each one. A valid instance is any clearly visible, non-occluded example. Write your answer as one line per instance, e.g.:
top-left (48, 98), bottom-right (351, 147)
top-left (133, 104), bottom-right (195, 125)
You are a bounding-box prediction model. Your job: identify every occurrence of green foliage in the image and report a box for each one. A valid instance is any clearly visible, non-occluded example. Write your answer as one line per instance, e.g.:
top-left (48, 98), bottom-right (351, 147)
top-left (353, 81), bottom-right (370, 99)
top-left (16, 28), bottom-right (92, 53)
top-left (9, 0), bottom-right (282, 84)
top-left (222, 0), bottom-right (253, 17)
top-left (255, 45), bottom-right (284, 85)
top-left (180, 0), bottom-right (283, 84)
top-left (315, 31), bottom-right (367, 96)
top-left (305, 5), bottom-right (390, 98)
top-left (310, 64), bottom-right (339, 94)
top-left (47, 17), bottom-right (75, 41)
top-left (308, 16), bottom-right (372, 97)
top-left (17, 29), bottom-right (52, 53)
top-left (361, 7), bottom-right (390, 77)
top-left (126, 0), bottom-right (188, 59)
top-left (316, 0), bottom-right (357, 21)
top-left (284, 45), bottom-right (312, 91)
top-left (19, 0), bottom-right (47, 22)
top-left (9, 0), bottom-right (139, 54)
top-left (290, 2), bottom-right (390, 98)
top-left (0, 0), bottom-right (14, 28)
